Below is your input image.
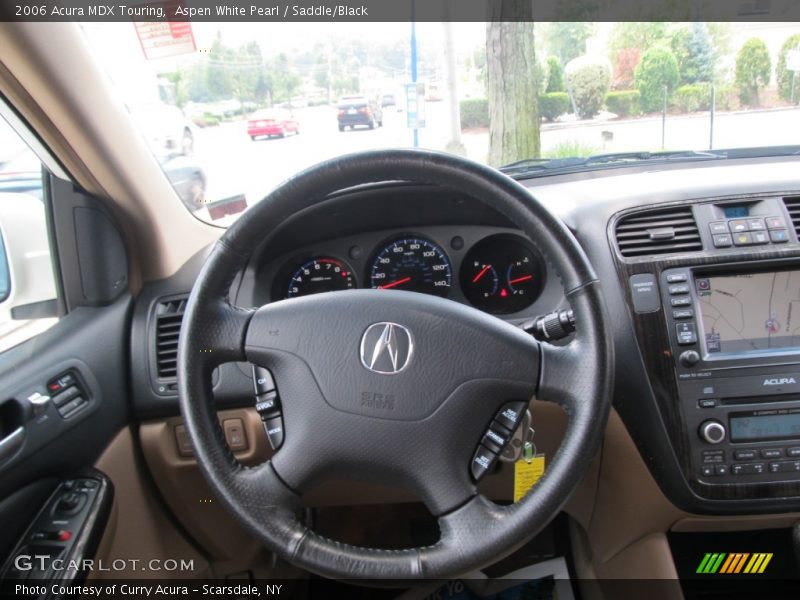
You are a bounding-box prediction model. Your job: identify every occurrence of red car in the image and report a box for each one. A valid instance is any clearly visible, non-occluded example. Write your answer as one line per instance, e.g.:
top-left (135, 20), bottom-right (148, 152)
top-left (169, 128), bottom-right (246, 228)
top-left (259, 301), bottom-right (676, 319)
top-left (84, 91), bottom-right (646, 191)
top-left (247, 109), bottom-right (299, 140)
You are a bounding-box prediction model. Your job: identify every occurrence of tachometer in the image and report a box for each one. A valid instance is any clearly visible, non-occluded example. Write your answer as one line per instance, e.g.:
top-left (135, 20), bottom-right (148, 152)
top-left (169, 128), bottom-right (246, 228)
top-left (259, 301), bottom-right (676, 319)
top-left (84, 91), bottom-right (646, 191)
top-left (369, 237), bottom-right (452, 297)
top-left (286, 257), bottom-right (356, 298)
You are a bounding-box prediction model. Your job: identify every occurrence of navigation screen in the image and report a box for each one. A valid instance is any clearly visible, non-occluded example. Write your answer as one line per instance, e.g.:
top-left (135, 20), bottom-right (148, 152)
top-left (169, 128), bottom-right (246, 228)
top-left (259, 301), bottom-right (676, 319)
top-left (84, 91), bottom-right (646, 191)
top-left (696, 270), bottom-right (800, 354)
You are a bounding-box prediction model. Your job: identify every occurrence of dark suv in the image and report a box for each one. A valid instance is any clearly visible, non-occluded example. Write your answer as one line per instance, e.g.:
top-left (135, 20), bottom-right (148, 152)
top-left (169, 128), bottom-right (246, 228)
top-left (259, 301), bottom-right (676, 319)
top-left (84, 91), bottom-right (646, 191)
top-left (336, 95), bottom-right (383, 131)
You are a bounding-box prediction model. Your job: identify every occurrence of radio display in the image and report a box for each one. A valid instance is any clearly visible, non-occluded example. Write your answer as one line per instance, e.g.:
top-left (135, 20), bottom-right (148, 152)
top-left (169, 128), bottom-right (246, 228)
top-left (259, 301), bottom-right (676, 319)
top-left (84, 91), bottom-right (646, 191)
top-left (730, 411), bottom-right (800, 442)
top-left (696, 270), bottom-right (800, 355)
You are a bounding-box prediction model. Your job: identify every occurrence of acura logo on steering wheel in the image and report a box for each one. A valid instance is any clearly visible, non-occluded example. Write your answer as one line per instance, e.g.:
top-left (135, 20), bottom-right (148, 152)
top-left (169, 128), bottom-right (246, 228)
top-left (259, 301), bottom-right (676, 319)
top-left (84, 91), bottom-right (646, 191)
top-left (360, 322), bottom-right (414, 374)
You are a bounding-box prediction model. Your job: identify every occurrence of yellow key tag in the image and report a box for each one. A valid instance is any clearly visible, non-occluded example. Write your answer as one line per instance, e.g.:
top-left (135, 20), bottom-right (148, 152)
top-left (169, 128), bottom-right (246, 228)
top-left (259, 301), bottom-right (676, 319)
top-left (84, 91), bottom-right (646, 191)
top-left (513, 454), bottom-right (545, 502)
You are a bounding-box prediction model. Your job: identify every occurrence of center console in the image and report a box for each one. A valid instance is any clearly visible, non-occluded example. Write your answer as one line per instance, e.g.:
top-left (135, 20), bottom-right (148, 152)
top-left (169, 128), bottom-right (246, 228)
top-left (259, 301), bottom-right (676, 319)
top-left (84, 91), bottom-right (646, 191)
top-left (614, 192), bottom-right (800, 511)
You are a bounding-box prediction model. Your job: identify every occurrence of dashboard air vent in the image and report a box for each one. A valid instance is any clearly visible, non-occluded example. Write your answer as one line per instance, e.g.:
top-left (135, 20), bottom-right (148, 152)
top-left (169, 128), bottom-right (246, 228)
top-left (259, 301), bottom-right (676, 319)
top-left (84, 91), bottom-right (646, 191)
top-left (154, 297), bottom-right (187, 379)
top-left (782, 196), bottom-right (800, 237)
top-left (615, 206), bottom-right (702, 258)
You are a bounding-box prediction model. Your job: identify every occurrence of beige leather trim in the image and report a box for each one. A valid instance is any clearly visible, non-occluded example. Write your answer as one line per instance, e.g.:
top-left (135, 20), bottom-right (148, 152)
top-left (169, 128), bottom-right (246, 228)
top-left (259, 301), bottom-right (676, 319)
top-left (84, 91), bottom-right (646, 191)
top-left (672, 514), bottom-right (800, 532)
top-left (0, 22), bottom-right (219, 283)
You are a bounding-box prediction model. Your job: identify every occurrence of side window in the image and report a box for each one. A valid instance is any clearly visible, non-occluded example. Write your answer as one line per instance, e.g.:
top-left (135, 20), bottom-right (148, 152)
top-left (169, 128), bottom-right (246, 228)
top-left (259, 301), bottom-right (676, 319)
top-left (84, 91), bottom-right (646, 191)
top-left (0, 116), bottom-right (60, 353)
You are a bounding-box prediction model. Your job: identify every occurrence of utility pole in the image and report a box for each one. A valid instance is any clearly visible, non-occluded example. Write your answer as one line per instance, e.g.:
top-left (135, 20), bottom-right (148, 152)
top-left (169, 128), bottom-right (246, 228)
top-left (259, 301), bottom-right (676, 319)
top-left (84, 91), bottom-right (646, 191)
top-left (410, 0), bottom-right (418, 147)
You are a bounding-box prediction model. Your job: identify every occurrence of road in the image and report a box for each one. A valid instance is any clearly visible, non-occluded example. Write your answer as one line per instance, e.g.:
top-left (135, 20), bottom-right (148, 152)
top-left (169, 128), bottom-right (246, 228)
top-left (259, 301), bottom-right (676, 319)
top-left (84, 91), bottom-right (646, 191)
top-left (192, 103), bottom-right (800, 210)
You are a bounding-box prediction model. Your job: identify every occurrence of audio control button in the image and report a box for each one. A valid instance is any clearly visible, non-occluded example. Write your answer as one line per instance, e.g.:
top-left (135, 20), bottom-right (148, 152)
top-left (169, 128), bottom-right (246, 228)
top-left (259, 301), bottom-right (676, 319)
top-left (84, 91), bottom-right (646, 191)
top-left (680, 350), bottom-right (701, 367)
top-left (701, 449), bottom-right (725, 463)
top-left (761, 448), bottom-right (783, 459)
top-left (699, 420), bottom-right (726, 444)
top-left (733, 449), bottom-right (757, 461)
top-left (787, 447), bottom-right (800, 458)
top-left (731, 462), bottom-right (766, 475)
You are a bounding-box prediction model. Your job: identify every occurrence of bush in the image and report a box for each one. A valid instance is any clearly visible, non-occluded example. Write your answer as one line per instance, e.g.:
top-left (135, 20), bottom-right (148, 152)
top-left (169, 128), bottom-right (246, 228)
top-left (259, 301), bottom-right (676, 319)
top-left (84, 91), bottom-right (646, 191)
top-left (459, 98), bottom-right (488, 128)
top-left (539, 92), bottom-right (571, 121)
top-left (671, 83), bottom-right (713, 113)
top-left (715, 85), bottom-right (737, 111)
top-left (735, 37), bottom-right (771, 106)
top-left (545, 56), bottom-right (565, 93)
top-left (565, 56), bottom-right (611, 119)
top-left (777, 33), bottom-right (800, 101)
top-left (543, 140), bottom-right (600, 158)
top-left (605, 90), bottom-right (641, 117)
top-left (612, 48), bottom-right (641, 90)
top-left (635, 46), bottom-right (680, 112)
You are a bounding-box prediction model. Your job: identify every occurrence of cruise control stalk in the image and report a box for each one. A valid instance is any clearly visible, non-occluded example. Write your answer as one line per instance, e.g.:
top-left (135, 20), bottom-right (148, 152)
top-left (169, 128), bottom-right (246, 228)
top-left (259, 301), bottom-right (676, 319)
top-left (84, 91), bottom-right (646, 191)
top-left (521, 309), bottom-right (575, 342)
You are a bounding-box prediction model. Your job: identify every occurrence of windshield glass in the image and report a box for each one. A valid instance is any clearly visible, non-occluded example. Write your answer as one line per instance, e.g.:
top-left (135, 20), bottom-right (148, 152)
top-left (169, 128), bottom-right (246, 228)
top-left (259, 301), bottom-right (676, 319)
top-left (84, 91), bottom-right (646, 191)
top-left (80, 21), bottom-right (800, 225)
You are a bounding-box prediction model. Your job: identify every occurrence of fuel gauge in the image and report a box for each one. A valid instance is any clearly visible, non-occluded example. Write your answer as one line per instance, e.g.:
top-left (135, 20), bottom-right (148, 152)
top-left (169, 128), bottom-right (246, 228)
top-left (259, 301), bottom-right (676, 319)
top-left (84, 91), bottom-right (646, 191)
top-left (460, 235), bottom-right (545, 314)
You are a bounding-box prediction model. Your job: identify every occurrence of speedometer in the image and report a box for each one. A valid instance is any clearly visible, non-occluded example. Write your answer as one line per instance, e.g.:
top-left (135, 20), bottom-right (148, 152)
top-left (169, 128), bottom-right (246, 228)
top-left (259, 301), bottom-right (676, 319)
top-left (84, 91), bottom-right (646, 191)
top-left (369, 237), bottom-right (452, 297)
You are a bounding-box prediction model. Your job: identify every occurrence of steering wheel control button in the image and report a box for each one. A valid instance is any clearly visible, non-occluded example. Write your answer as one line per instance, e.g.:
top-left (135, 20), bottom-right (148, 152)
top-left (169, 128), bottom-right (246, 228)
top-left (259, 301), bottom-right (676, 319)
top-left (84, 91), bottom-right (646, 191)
top-left (471, 445), bottom-right (499, 481)
top-left (699, 420), bottom-right (726, 444)
top-left (495, 401), bottom-right (527, 432)
top-left (481, 429), bottom-right (508, 454)
top-left (628, 274), bottom-right (660, 313)
top-left (252, 366), bottom-right (276, 394)
top-left (264, 417), bottom-right (284, 450)
top-left (255, 391), bottom-right (281, 419)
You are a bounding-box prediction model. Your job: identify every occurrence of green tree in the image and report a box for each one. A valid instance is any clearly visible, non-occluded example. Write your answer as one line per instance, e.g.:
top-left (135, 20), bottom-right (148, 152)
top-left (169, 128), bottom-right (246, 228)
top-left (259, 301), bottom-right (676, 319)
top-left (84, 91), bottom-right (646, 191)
top-left (685, 23), bottom-right (715, 83)
top-left (565, 56), bottom-right (610, 118)
top-left (776, 33), bottom-right (800, 101)
top-left (486, 18), bottom-right (540, 165)
top-left (545, 56), bottom-right (565, 92)
top-left (634, 46), bottom-right (680, 112)
top-left (735, 38), bottom-right (771, 106)
top-left (542, 22), bottom-right (594, 65)
top-left (609, 22), bottom-right (668, 59)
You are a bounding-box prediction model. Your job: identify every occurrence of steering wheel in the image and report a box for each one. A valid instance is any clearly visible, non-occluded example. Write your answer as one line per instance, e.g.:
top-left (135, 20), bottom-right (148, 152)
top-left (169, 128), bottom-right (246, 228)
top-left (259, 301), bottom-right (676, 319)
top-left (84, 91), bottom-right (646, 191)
top-left (178, 149), bottom-right (612, 579)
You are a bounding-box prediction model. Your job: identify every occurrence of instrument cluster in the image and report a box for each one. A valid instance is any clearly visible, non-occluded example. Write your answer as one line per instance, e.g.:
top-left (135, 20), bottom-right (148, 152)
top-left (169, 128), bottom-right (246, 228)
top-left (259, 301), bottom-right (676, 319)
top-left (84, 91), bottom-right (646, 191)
top-left (273, 231), bottom-right (546, 316)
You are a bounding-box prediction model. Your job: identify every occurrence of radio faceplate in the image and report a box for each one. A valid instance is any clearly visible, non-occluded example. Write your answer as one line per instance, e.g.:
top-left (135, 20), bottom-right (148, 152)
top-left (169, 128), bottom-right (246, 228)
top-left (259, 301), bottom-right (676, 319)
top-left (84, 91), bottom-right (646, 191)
top-left (661, 264), bottom-right (800, 486)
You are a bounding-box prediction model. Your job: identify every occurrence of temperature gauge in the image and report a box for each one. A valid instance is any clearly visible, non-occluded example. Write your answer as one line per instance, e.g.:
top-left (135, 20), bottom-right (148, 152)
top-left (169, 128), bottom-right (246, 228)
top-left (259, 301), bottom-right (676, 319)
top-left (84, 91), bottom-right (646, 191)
top-left (460, 235), bottom-right (544, 314)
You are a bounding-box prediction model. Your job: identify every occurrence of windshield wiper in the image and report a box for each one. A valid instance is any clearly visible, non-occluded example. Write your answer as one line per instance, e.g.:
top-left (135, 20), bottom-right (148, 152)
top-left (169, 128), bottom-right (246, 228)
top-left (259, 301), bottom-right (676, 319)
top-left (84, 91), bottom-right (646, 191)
top-left (499, 146), bottom-right (800, 178)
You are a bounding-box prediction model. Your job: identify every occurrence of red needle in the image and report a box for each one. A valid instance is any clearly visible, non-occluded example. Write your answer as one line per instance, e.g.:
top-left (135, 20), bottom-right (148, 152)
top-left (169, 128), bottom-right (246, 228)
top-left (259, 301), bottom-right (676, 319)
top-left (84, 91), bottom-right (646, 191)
top-left (472, 264), bottom-right (492, 283)
top-left (509, 274), bottom-right (533, 285)
top-left (379, 276), bottom-right (412, 289)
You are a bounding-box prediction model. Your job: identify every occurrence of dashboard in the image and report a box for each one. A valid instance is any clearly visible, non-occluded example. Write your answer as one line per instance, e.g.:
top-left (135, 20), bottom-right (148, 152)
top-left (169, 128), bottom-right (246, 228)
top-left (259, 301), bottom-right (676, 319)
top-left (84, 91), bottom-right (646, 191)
top-left (129, 156), bottom-right (800, 516)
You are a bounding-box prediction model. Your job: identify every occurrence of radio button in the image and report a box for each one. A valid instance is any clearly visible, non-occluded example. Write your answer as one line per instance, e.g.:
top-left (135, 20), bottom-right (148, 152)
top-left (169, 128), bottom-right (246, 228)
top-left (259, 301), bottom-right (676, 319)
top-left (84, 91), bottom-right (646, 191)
top-left (761, 448), bottom-right (784, 459)
top-left (733, 449), bottom-right (758, 461)
top-left (673, 308), bottom-right (694, 319)
top-left (699, 420), bottom-right (726, 444)
top-left (680, 350), bottom-right (701, 367)
top-left (712, 234), bottom-right (733, 248)
top-left (676, 322), bottom-right (698, 345)
top-left (698, 398), bottom-right (718, 409)
top-left (666, 273), bottom-right (687, 283)
top-left (700, 465), bottom-right (714, 477)
top-left (787, 447), bottom-right (800, 458)
top-left (768, 461), bottom-right (800, 474)
top-left (714, 464), bottom-right (729, 476)
top-left (731, 462), bottom-right (766, 475)
top-left (670, 296), bottom-right (692, 307)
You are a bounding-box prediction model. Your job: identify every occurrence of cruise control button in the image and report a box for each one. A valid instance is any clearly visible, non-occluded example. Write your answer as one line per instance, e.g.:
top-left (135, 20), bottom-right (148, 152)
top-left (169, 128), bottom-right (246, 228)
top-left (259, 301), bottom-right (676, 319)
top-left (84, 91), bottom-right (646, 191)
top-left (255, 391), bottom-right (280, 418)
top-left (263, 417), bottom-right (284, 450)
top-left (471, 445), bottom-right (499, 481)
top-left (712, 234), bottom-right (732, 248)
top-left (494, 401), bottom-right (527, 432)
top-left (252, 366), bottom-right (276, 395)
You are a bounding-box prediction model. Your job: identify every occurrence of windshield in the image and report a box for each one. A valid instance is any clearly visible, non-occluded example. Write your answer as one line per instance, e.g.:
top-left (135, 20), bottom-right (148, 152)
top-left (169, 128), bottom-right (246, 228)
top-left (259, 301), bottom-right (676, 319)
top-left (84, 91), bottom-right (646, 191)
top-left (79, 21), bottom-right (800, 225)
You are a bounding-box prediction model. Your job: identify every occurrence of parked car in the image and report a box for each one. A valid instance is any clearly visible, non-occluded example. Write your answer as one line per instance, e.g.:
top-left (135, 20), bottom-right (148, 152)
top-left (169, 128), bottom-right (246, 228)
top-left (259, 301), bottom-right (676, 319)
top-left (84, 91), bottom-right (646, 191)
top-left (336, 95), bottom-right (383, 131)
top-left (128, 102), bottom-right (195, 157)
top-left (381, 93), bottom-right (396, 107)
top-left (247, 108), bottom-right (300, 140)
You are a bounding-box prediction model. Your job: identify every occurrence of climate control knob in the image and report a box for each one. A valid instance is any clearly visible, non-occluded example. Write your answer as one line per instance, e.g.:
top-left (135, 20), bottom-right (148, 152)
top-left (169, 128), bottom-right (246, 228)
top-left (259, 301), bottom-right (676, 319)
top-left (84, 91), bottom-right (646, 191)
top-left (699, 420), bottom-right (726, 444)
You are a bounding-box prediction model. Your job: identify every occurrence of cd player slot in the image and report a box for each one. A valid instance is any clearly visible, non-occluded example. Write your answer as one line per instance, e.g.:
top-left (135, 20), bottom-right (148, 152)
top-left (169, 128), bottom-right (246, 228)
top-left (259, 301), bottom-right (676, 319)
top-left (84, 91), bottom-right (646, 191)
top-left (720, 394), bottom-right (799, 406)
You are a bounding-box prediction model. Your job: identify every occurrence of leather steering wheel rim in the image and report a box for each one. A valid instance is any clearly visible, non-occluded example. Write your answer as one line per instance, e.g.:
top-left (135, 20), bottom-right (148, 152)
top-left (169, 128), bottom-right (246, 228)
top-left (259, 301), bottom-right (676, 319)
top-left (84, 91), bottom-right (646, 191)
top-left (178, 149), bottom-right (613, 579)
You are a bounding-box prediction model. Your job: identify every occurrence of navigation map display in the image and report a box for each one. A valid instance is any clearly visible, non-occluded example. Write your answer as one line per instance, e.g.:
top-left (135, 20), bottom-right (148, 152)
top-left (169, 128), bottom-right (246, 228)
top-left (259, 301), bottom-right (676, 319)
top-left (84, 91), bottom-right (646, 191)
top-left (696, 270), bottom-right (800, 354)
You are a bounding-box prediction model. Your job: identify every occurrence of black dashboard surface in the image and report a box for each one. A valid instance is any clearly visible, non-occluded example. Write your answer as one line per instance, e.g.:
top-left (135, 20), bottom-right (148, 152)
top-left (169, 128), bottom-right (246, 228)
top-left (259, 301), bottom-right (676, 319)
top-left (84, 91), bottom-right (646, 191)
top-left (130, 156), bottom-right (800, 515)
